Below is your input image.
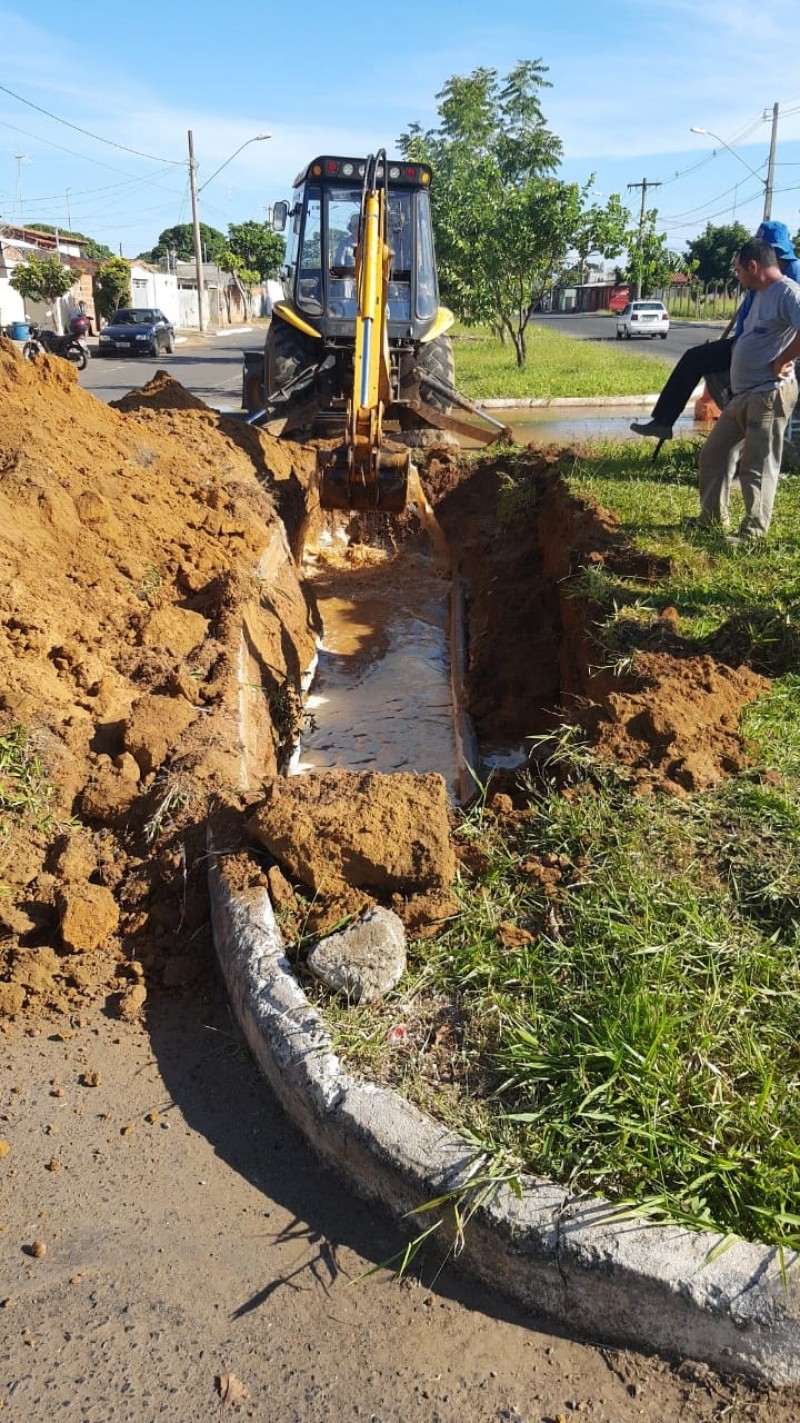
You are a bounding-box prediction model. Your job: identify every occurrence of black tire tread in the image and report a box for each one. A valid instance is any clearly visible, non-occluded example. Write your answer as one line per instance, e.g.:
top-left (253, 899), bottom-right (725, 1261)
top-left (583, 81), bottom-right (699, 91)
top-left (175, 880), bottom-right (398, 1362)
top-left (265, 318), bottom-right (317, 397)
top-left (415, 334), bottom-right (455, 414)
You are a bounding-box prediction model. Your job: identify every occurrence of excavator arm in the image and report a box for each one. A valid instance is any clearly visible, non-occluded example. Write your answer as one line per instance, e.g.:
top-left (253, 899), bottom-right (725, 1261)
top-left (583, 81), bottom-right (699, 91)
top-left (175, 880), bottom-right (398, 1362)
top-left (316, 152), bottom-right (411, 513)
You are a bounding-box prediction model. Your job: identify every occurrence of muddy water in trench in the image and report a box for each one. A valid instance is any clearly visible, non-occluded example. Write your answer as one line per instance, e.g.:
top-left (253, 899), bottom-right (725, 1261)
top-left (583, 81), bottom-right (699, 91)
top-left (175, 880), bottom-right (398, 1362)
top-left (294, 475), bottom-right (463, 799)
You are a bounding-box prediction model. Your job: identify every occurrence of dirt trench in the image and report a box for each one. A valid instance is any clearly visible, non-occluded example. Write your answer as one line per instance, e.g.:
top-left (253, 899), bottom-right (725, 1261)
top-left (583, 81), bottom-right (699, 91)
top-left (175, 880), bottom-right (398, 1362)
top-left (0, 344), bottom-right (770, 1032)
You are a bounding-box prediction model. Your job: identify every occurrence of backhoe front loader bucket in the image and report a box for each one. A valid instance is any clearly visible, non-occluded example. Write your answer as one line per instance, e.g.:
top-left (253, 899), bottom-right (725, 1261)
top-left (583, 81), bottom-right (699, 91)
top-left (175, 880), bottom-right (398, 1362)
top-left (316, 442), bottom-right (410, 513)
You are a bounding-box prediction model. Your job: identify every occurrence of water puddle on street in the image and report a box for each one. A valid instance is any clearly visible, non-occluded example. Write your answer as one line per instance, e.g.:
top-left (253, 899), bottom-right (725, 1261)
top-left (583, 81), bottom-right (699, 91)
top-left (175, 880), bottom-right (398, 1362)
top-left (294, 475), bottom-right (462, 798)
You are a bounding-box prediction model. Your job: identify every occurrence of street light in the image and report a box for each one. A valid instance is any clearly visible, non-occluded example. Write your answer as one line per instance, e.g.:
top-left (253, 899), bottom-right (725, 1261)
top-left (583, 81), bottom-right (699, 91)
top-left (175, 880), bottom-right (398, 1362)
top-left (198, 134), bottom-right (272, 194)
top-left (689, 126), bottom-right (771, 219)
top-left (188, 131), bottom-right (271, 333)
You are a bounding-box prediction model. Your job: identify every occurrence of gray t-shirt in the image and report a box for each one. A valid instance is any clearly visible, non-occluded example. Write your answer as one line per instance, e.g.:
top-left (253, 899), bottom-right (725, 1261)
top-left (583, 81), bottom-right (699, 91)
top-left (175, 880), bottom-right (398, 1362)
top-left (730, 275), bottom-right (800, 394)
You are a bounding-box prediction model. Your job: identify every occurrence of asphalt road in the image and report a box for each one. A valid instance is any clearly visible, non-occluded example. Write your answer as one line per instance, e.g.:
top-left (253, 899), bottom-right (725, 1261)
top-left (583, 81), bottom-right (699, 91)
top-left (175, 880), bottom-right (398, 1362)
top-left (77, 326), bottom-right (258, 410)
top-left (75, 314), bottom-right (728, 411)
top-left (530, 310), bottom-right (728, 361)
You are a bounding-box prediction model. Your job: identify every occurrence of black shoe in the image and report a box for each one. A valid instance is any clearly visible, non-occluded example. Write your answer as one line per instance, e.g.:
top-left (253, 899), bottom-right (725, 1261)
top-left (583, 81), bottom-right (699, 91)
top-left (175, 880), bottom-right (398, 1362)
top-left (682, 515), bottom-right (730, 533)
top-left (630, 420), bottom-right (673, 440)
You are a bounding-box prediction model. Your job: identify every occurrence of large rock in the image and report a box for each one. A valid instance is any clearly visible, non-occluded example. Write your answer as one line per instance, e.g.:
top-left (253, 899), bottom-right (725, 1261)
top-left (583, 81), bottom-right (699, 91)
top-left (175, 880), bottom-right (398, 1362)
top-left (248, 770), bottom-right (454, 896)
top-left (307, 907), bottom-right (407, 1003)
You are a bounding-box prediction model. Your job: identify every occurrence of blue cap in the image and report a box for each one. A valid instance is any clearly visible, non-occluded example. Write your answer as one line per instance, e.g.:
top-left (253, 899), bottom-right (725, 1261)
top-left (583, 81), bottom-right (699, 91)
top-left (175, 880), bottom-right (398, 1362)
top-left (756, 220), bottom-right (796, 261)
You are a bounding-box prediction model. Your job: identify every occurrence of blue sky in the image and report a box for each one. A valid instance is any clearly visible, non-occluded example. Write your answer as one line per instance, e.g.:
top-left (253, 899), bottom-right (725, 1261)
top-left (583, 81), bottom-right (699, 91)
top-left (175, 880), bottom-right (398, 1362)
top-left (1, 0), bottom-right (798, 265)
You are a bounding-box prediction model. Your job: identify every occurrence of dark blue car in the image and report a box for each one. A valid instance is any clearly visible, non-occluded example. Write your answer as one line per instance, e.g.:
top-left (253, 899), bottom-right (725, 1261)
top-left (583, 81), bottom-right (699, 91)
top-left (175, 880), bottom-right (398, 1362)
top-left (98, 308), bottom-right (175, 357)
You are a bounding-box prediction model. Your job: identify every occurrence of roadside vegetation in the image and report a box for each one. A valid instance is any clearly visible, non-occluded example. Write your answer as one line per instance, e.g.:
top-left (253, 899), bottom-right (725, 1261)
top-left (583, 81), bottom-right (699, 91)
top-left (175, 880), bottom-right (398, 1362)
top-left (454, 321), bottom-right (673, 400)
top-left (323, 438), bottom-right (800, 1252)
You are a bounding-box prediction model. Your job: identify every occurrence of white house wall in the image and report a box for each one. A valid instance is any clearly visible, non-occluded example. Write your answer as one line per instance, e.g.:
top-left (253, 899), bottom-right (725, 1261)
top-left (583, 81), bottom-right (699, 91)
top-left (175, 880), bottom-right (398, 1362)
top-left (0, 277), bottom-right (26, 328)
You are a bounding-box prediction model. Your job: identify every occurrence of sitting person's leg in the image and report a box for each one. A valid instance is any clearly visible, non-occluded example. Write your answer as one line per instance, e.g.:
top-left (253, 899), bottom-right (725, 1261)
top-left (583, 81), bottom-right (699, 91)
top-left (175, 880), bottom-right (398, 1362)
top-left (631, 337), bottom-right (734, 440)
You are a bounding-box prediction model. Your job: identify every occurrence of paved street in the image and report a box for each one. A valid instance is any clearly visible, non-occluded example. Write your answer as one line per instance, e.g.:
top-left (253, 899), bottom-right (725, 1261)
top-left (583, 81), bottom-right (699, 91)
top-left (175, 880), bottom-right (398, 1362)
top-left (74, 313), bottom-right (728, 413)
top-left (530, 309), bottom-right (728, 361)
top-left (77, 326), bottom-right (262, 409)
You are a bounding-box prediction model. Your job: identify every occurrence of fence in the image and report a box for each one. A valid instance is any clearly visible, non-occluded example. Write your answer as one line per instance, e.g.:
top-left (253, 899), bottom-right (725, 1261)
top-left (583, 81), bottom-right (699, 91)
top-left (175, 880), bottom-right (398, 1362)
top-left (661, 281), bottom-right (739, 323)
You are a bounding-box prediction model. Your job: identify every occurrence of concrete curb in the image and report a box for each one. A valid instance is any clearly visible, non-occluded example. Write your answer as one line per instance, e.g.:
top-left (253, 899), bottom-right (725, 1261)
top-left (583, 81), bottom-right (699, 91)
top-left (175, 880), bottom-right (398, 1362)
top-left (480, 394), bottom-right (661, 409)
top-left (208, 835), bottom-right (800, 1386)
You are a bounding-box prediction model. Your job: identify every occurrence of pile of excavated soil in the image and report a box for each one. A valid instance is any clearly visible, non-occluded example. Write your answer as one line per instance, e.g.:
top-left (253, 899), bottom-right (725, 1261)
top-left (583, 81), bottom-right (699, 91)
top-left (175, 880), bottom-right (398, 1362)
top-left (0, 348), bottom-right (457, 1029)
top-left (0, 346), bottom-right (319, 1026)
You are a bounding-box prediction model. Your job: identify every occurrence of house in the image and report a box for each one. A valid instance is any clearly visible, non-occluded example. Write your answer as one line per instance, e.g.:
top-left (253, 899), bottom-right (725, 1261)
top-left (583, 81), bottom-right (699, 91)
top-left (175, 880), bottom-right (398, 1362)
top-left (127, 263), bottom-right (179, 326)
top-left (0, 224), bottom-right (97, 332)
top-left (173, 260), bottom-right (265, 329)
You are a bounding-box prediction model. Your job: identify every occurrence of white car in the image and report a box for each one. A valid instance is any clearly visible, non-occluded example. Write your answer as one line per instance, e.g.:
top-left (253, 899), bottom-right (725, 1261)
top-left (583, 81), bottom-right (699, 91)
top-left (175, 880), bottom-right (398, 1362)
top-left (616, 300), bottom-right (669, 340)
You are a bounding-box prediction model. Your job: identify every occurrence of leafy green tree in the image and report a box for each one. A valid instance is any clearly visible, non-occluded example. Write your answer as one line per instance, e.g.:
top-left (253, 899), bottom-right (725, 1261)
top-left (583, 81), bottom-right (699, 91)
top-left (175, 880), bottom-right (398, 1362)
top-left (143, 222), bottom-right (227, 265)
top-left (9, 255), bottom-right (75, 332)
top-left (684, 222), bottom-right (750, 286)
top-left (571, 186), bottom-right (629, 283)
top-left (94, 257), bottom-right (131, 320)
top-left (219, 248), bottom-right (261, 317)
top-left (24, 225), bottom-right (113, 261)
top-left (623, 211), bottom-right (674, 298)
top-left (400, 61), bottom-right (630, 365)
top-left (226, 222), bottom-right (284, 279)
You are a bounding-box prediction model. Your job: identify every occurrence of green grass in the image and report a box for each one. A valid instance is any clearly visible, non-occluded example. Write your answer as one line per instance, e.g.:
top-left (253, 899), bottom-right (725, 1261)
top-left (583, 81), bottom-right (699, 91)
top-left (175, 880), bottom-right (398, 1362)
top-left (320, 438), bottom-right (800, 1251)
top-left (0, 724), bottom-right (56, 837)
top-left (452, 323), bottom-right (673, 401)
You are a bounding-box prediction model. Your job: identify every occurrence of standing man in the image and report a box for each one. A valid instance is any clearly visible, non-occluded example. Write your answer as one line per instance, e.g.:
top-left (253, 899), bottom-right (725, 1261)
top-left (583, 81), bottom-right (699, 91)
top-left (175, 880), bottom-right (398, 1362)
top-left (695, 239), bottom-right (800, 542)
top-left (631, 220), bottom-right (800, 443)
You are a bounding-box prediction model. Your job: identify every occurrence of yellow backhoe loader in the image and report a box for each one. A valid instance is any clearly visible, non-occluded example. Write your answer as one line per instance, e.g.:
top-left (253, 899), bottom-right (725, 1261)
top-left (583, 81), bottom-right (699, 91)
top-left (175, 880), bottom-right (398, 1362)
top-left (242, 149), bottom-right (509, 511)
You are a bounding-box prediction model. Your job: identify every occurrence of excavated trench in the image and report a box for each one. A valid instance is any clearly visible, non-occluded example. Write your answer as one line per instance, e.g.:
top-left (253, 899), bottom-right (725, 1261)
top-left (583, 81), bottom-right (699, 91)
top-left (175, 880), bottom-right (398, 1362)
top-left (289, 455), bottom-right (619, 803)
top-left (286, 446), bottom-right (769, 814)
top-left (0, 352), bottom-right (769, 1027)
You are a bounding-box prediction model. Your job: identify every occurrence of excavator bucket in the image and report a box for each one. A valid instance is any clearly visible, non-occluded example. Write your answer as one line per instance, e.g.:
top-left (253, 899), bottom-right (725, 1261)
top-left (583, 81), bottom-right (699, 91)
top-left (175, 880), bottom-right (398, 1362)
top-left (316, 443), bottom-right (410, 513)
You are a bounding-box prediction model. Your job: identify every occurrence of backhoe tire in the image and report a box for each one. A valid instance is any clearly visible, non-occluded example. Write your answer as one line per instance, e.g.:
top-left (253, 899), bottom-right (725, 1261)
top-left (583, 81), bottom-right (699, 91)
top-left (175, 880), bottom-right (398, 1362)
top-left (265, 318), bottom-right (317, 398)
top-left (416, 333), bottom-right (455, 414)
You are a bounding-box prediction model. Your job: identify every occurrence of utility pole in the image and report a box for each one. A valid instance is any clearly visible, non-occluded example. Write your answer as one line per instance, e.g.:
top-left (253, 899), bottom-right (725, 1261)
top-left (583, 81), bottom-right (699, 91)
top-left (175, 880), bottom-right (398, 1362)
top-left (188, 130), bottom-right (205, 334)
top-left (627, 178), bottom-right (661, 299)
top-left (763, 102), bottom-right (778, 220)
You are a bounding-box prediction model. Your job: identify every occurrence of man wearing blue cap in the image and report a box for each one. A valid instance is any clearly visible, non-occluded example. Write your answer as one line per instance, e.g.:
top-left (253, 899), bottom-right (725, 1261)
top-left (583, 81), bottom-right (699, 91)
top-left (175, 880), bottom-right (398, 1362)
top-left (693, 237), bottom-right (800, 542)
top-left (630, 220), bottom-right (800, 443)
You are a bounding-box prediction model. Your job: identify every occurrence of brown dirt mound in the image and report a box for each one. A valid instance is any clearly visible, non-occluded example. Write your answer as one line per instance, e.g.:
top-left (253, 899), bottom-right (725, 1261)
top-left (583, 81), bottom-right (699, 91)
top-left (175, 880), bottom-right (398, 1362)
top-left (110, 368), bottom-right (212, 412)
top-left (0, 339), bottom-right (317, 1025)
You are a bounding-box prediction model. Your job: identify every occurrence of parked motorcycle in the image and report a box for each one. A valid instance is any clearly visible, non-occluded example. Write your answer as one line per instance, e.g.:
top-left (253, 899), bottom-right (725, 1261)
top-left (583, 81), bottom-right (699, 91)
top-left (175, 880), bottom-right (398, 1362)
top-left (68, 310), bottom-right (93, 340)
top-left (22, 321), bottom-right (89, 371)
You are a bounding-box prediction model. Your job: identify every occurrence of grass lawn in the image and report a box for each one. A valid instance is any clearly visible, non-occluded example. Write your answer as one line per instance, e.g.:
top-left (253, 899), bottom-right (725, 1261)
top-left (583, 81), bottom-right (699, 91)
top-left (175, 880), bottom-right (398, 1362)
top-left (452, 322), bottom-right (674, 401)
top-left (321, 437), bottom-right (800, 1252)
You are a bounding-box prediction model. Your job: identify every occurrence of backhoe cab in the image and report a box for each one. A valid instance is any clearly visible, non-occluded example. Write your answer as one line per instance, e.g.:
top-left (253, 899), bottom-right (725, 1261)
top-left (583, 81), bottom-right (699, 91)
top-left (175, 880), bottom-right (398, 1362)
top-left (243, 150), bottom-right (508, 512)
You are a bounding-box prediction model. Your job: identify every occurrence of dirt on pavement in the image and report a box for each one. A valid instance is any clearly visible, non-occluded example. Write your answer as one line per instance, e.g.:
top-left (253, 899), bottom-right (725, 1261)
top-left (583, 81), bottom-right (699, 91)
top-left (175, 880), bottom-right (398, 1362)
top-left (0, 341), bottom-right (794, 1421)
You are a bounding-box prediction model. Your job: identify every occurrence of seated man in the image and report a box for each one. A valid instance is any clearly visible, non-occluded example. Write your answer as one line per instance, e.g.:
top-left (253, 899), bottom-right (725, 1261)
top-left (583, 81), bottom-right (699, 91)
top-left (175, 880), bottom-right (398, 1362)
top-left (333, 213), bottom-right (360, 269)
top-left (631, 220), bottom-right (800, 442)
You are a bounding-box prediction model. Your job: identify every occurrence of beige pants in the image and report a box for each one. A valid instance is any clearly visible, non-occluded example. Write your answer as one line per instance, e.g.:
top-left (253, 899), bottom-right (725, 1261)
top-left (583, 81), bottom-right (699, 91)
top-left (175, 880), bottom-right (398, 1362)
top-left (698, 373), bottom-right (799, 535)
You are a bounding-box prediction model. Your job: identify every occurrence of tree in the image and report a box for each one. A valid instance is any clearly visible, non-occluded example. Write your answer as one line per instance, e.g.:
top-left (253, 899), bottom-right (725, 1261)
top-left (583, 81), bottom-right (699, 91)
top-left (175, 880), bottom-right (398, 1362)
top-left (9, 255), bottom-right (75, 332)
top-left (219, 248), bottom-right (261, 318)
top-left (94, 258), bottom-right (131, 320)
top-left (571, 186), bottom-right (629, 284)
top-left (226, 222), bottom-right (284, 279)
top-left (399, 61), bottom-right (630, 366)
top-left (623, 211), bottom-right (674, 298)
top-left (684, 222), bottom-right (750, 287)
top-left (143, 222), bottom-right (227, 265)
top-left (24, 225), bottom-right (113, 261)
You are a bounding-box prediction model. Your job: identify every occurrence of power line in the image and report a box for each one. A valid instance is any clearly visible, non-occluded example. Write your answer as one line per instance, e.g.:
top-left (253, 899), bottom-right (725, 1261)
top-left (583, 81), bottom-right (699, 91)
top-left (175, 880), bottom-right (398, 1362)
top-left (0, 115), bottom-right (181, 184)
top-left (0, 82), bottom-right (182, 165)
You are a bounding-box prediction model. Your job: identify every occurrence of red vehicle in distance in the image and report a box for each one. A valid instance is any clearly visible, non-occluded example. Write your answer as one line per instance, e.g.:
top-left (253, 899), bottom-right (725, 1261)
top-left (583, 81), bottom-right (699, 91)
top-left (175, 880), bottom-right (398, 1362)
top-left (608, 283), bottom-right (631, 313)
